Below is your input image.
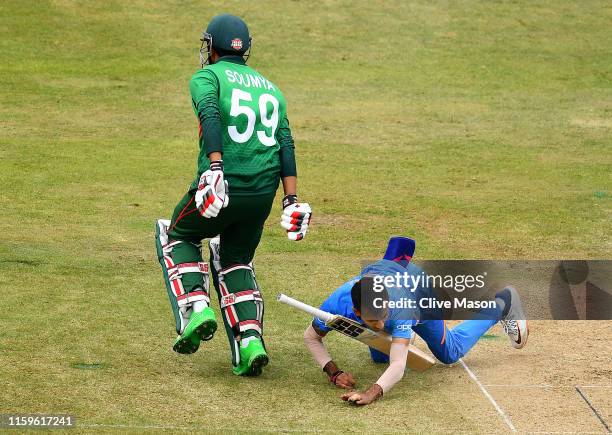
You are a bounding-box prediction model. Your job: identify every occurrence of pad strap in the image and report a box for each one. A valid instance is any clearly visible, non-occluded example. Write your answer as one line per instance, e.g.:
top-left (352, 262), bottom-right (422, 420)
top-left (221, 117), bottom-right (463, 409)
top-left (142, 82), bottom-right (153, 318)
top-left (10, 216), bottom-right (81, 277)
top-left (177, 290), bottom-right (210, 308)
top-left (238, 320), bottom-right (262, 336)
top-left (168, 261), bottom-right (209, 281)
top-left (162, 240), bottom-right (182, 254)
top-left (162, 239), bottom-right (201, 255)
top-left (220, 290), bottom-right (263, 308)
top-left (217, 266), bottom-right (263, 335)
top-left (219, 264), bottom-right (254, 276)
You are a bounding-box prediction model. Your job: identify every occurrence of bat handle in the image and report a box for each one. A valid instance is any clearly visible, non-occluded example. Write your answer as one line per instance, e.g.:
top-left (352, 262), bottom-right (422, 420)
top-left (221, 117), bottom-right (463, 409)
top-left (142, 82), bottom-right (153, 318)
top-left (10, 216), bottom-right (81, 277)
top-left (277, 293), bottom-right (335, 323)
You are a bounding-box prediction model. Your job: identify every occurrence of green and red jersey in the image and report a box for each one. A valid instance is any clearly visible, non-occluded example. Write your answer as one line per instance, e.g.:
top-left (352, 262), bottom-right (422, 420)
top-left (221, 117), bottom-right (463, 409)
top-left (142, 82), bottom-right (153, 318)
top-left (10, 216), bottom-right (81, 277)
top-left (189, 57), bottom-right (296, 196)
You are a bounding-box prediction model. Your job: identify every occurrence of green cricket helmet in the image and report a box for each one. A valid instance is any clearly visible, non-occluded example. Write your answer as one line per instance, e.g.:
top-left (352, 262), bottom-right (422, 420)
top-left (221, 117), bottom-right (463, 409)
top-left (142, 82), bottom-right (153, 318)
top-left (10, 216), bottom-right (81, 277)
top-left (200, 14), bottom-right (252, 66)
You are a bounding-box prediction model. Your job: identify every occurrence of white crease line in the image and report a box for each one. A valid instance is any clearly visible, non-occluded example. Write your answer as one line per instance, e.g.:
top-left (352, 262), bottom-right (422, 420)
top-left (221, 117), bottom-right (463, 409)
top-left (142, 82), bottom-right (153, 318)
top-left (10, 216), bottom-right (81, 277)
top-left (460, 359), bottom-right (516, 432)
top-left (483, 385), bottom-right (612, 388)
top-left (483, 384), bottom-right (554, 388)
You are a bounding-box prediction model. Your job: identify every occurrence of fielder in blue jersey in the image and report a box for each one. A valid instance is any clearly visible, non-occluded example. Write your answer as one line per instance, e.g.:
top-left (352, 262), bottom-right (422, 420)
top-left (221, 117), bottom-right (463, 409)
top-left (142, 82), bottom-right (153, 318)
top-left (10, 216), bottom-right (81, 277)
top-left (303, 237), bottom-right (529, 406)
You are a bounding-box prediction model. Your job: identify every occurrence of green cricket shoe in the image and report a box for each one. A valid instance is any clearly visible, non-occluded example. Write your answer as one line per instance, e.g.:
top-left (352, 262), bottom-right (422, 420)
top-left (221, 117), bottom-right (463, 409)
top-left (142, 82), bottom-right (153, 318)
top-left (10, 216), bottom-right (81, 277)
top-left (172, 307), bottom-right (217, 354)
top-left (232, 337), bottom-right (269, 376)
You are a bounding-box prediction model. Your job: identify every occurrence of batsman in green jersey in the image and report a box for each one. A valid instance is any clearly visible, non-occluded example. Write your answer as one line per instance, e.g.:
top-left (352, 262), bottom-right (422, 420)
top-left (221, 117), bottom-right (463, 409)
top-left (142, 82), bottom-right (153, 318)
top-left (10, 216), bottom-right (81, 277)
top-left (155, 14), bottom-right (312, 376)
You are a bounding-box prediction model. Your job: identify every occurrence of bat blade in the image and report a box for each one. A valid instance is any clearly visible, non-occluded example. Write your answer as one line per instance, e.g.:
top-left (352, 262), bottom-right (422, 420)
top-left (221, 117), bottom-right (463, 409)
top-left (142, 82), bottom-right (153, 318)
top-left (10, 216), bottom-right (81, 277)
top-left (277, 293), bottom-right (436, 372)
top-left (325, 316), bottom-right (436, 372)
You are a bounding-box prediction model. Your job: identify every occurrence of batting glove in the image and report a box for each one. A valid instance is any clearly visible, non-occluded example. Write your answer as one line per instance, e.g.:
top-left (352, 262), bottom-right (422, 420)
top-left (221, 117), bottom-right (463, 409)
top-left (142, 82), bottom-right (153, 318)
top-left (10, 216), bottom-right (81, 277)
top-left (281, 194), bottom-right (312, 241)
top-left (195, 160), bottom-right (229, 218)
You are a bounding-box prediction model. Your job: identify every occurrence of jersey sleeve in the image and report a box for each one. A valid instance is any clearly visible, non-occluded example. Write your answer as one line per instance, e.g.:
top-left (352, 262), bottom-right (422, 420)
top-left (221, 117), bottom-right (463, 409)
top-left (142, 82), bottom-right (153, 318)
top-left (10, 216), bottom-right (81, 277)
top-left (276, 115), bottom-right (297, 178)
top-left (389, 319), bottom-right (415, 339)
top-left (312, 280), bottom-right (356, 333)
top-left (189, 69), bottom-right (222, 156)
top-left (312, 295), bottom-right (335, 333)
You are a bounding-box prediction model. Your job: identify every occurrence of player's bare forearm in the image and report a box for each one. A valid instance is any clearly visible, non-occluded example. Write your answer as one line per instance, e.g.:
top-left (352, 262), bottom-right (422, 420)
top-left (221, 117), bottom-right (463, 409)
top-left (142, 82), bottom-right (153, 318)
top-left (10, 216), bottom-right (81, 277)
top-left (208, 151), bottom-right (222, 162)
top-left (282, 175), bottom-right (297, 196)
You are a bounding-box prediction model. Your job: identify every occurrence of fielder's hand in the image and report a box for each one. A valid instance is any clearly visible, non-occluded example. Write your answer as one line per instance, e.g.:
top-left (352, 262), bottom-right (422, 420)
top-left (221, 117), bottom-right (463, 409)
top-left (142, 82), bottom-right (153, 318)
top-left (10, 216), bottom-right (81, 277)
top-left (330, 371), bottom-right (356, 389)
top-left (195, 161), bottom-right (229, 218)
top-left (281, 195), bottom-right (312, 241)
top-left (341, 384), bottom-right (383, 406)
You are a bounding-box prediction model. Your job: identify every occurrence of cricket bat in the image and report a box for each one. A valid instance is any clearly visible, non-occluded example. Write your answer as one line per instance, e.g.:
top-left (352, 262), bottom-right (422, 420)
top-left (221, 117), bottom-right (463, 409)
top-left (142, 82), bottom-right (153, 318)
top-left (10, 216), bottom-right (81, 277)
top-left (277, 293), bottom-right (436, 372)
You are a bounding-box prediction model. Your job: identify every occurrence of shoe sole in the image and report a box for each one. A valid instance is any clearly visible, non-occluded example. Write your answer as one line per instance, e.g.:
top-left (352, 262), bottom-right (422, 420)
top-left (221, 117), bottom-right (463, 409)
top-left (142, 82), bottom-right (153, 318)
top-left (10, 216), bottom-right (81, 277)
top-left (512, 320), bottom-right (529, 349)
top-left (173, 335), bottom-right (200, 354)
top-left (246, 353), bottom-right (269, 377)
top-left (194, 319), bottom-right (217, 341)
top-left (232, 353), bottom-right (269, 376)
top-left (507, 287), bottom-right (529, 349)
top-left (506, 318), bottom-right (529, 349)
top-left (173, 319), bottom-right (217, 354)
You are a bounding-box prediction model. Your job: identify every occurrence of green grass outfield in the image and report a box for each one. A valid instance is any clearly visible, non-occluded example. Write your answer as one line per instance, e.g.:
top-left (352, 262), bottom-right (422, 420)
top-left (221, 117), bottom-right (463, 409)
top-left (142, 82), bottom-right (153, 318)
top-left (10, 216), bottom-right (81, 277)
top-left (1, 1), bottom-right (610, 432)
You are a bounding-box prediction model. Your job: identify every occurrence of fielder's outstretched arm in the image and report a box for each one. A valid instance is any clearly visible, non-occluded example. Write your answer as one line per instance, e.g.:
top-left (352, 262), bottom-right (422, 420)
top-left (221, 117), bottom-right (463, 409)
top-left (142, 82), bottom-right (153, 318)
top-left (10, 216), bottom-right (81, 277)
top-left (373, 338), bottom-right (410, 392)
top-left (304, 324), bottom-right (356, 389)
